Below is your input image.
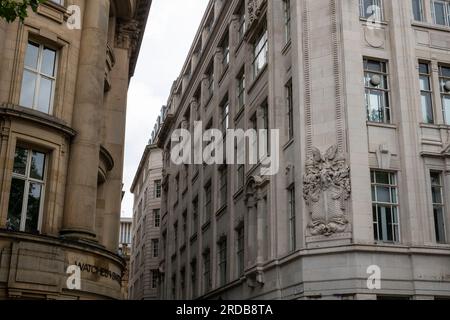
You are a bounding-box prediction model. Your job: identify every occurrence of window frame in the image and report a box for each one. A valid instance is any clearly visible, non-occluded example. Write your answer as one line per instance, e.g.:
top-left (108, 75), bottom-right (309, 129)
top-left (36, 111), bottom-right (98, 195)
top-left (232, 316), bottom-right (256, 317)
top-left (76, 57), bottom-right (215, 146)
top-left (431, 0), bottom-right (450, 26)
top-left (7, 145), bottom-right (48, 233)
top-left (288, 184), bottom-right (296, 252)
top-left (412, 0), bottom-right (425, 21)
top-left (283, 0), bottom-right (291, 44)
top-left (252, 26), bottom-right (268, 79)
top-left (359, 0), bottom-right (384, 21)
top-left (439, 64), bottom-right (450, 124)
top-left (371, 170), bottom-right (400, 243)
top-left (430, 171), bottom-right (447, 243)
top-left (419, 62), bottom-right (434, 124)
top-left (237, 68), bottom-right (246, 111)
top-left (364, 58), bottom-right (391, 124)
top-left (203, 249), bottom-right (211, 293)
top-left (218, 237), bottom-right (227, 287)
top-left (219, 166), bottom-right (228, 208)
top-left (236, 225), bottom-right (245, 276)
top-left (20, 41), bottom-right (59, 115)
top-left (154, 180), bottom-right (162, 198)
top-left (286, 79), bottom-right (294, 141)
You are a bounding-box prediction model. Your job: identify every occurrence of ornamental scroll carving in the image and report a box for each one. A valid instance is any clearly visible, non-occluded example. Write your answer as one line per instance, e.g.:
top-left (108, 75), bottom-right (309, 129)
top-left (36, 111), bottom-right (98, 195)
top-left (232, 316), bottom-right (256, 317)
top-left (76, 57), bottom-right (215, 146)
top-left (248, 0), bottom-right (266, 26)
top-left (303, 145), bottom-right (351, 236)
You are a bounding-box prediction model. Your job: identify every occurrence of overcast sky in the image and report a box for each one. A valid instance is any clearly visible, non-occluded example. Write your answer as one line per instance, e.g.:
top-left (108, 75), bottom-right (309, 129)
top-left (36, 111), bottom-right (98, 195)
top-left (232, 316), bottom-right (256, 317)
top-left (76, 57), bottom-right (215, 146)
top-left (122, 0), bottom-right (209, 218)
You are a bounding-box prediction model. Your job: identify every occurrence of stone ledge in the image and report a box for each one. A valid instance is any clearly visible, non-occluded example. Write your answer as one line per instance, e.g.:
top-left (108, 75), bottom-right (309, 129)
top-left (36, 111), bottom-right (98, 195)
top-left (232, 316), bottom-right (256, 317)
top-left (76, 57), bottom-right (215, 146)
top-left (0, 103), bottom-right (77, 138)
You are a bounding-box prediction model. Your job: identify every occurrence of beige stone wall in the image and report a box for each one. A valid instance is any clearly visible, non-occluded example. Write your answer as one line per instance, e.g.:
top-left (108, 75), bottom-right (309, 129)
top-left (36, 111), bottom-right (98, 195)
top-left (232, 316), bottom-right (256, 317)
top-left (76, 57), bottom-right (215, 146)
top-left (0, 0), bottom-right (150, 300)
top-left (156, 0), bottom-right (450, 300)
top-left (129, 146), bottom-right (163, 300)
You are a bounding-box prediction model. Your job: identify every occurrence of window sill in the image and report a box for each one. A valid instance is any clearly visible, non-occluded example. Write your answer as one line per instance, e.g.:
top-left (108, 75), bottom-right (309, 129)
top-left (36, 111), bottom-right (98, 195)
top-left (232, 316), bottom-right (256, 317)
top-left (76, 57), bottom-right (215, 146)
top-left (192, 170), bottom-right (199, 183)
top-left (359, 18), bottom-right (389, 26)
top-left (282, 39), bottom-right (292, 56)
top-left (366, 121), bottom-right (397, 129)
top-left (201, 221), bottom-right (211, 232)
top-left (204, 95), bottom-right (213, 109)
top-left (0, 103), bottom-right (76, 138)
top-left (283, 138), bottom-right (295, 151)
top-left (411, 21), bottom-right (450, 33)
top-left (234, 106), bottom-right (245, 123)
top-left (233, 188), bottom-right (244, 201)
top-left (215, 205), bottom-right (227, 218)
top-left (219, 64), bottom-right (229, 85)
top-left (234, 38), bottom-right (245, 56)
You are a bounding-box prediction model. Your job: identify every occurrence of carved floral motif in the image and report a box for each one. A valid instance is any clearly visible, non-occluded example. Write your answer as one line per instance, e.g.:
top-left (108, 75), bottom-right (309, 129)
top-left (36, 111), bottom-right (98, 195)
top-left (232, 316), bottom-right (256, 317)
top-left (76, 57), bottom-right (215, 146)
top-left (303, 145), bottom-right (351, 236)
top-left (248, 0), bottom-right (266, 26)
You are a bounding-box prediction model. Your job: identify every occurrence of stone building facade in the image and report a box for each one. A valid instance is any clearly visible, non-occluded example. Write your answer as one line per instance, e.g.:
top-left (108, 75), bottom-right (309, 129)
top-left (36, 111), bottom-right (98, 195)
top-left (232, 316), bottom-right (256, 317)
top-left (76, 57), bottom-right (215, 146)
top-left (119, 217), bottom-right (132, 299)
top-left (0, 0), bottom-right (150, 299)
top-left (155, 0), bottom-right (450, 300)
top-left (129, 144), bottom-right (162, 300)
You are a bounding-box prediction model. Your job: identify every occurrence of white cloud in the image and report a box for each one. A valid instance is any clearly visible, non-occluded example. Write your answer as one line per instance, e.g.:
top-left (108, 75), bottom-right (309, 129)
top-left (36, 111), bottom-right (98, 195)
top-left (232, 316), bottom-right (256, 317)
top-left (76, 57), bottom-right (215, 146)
top-left (122, 0), bottom-right (209, 218)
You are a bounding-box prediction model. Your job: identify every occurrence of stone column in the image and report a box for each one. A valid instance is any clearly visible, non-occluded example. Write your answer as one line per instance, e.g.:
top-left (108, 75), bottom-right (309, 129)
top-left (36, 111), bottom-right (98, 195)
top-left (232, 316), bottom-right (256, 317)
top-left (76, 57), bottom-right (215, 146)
top-left (100, 18), bottom-right (138, 251)
top-left (62, 0), bottom-right (110, 240)
top-left (0, 19), bottom-right (7, 103)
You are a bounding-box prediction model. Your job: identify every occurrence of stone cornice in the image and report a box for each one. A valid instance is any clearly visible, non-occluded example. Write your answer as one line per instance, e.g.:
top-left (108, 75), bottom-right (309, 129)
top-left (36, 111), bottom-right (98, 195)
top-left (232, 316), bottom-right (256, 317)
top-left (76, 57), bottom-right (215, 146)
top-left (0, 103), bottom-right (77, 138)
top-left (128, 0), bottom-right (152, 78)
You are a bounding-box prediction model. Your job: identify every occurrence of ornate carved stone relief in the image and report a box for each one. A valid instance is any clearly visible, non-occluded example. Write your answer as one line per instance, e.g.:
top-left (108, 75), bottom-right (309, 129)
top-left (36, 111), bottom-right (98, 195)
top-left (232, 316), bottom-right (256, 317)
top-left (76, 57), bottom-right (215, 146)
top-left (115, 19), bottom-right (140, 53)
top-left (247, 0), bottom-right (266, 27)
top-left (303, 145), bottom-right (351, 236)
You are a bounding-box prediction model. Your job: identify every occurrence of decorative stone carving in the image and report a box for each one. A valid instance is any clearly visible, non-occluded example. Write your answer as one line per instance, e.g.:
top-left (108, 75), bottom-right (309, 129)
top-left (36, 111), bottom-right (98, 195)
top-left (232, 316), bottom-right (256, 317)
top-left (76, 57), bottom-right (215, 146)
top-left (303, 145), bottom-right (351, 236)
top-left (115, 19), bottom-right (140, 53)
top-left (247, 0), bottom-right (266, 26)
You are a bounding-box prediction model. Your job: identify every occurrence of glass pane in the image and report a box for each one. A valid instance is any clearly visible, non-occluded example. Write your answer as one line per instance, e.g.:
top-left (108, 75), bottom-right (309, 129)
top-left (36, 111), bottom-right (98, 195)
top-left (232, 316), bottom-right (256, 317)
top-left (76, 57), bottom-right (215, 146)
top-left (367, 60), bottom-right (382, 72)
top-left (392, 206), bottom-right (398, 223)
top-left (421, 93), bottom-right (433, 123)
top-left (420, 76), bottom-right (430, 91)
top-left (434, 2), bottom-right (446, 25)
top-left (41, 47), bottom-right (56, 76)
top-left (432, 186), bottom-right (442, 204)
top-left (376, 186), bottom-right (391, 203)
top-left (25, 183), bottom-right (42, 233)
top-left (390, 187), bottom-right (397, 204)
top-left (434, 208), bottom-right (446, 243)
top-left (13, 147), bottom-right (28, 175)
top-left (37, 77), bottom-right (53, 114)
top-left (412, 0), bottom-right (423, 21)
top-left (419, 63), bottom-right (429, 74)
top-left (19, 70), bottom-right (37, 108)
top-left (7, 178), bottom-right (25, 231)
top-left (375, 171), bottom-right (389, 184)
top-left (367, 90), bottom-right (384, 122)
top-left (377, 206), bottom-right (384, 240)
top-left (443, 96), bottom-right (450, 124)
top-left (440, 66), bottom-right (450, 78)
top-left (30, 151), bottom-right (46, 180)
top-left (430, 172), bottom-right (441, 185)
top-left (385, 206), bottom-right (393, 241)
top-left (24, 42), bottom-right (39, 69)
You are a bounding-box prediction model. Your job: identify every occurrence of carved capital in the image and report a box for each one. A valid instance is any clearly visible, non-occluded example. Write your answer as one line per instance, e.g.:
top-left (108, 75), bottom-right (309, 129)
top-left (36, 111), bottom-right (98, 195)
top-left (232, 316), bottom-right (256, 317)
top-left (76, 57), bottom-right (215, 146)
top-left (115, 19), bottom-right (140, 52)
top-left (303, 145), bottom-right (351, 236)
